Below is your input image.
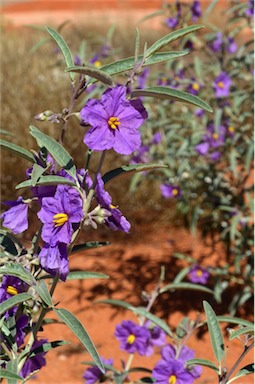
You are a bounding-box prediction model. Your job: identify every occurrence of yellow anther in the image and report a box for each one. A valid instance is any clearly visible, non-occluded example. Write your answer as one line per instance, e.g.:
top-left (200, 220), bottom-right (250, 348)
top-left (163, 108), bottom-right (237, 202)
top-left (196, 270), bottom-right (203, 276)
top-left (169, 375), bottom-right (177, 384)
top-left (192, 83), bottom-right (200, 91)
top-left (6, 285), bottom-right (18, 295)
top-left (228, 126), bottom-right (234, 133)
top-left (94, 60), bottom-right (101, 68)
top-left (110, 204), bottom-right (117, 209)
top-left (108, 116), bottom-right (120, 130)
top-left (212, 132), bottom-right (219, 140)
top-left (53, 213), bottom-right (68, 227)
top-left (172, 189), bottom-right (179, 196)
top-left (217, 81), bottom-right (224, 88)
top-left (127, 334), bottom-right (136, 344)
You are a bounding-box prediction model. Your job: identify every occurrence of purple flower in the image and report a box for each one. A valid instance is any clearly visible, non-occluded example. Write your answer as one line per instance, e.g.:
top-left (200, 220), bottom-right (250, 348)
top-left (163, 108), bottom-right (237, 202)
top-left (209, 32), bottom-right (223, 53)
top-left (130, 145), bottom-right (150, 164)
top-left (144, 321), bottom-right (166, 356)
top-left (137, 67), bottom-right (150, 89)
top-left (0, 275), bottom-right (28, 317)
top-left (191, 1), bottom-right (202, 21)
top-left (115, 320), bottom-right (150, 355)
top-left (245, 0), bottom-right (254, 17)
top-left (187, 79), bottom-right (203, 95)
top-left (165, 1), bottom-right (181, 29)
top-left (226, 37), bottom-right (238, 54)
top-left (16, 315), bottom-right (29, 347)
top-left (160, 184), bottom-right (182, 199)
top-left (83, 357), bottom-right (113, 384)
top-left (19, 339), bottom-right (48, 378)
top-left (80, 86), bottom-right (148, 155)
top-left (213, 72), bottom-right (232, 98)
top-left (94, 174), bottom-right (131, 232)
top-left (74, 54), bottom-right (83, 66)
top-left (38, 185), bottom-right (84, 246)
top-left (152, 359), bottom-right (194, 384)
top-left (157, 74), bottom-right (171, 86)
top-left (195, 142), bottom-right (210, 156)
top-left (188, 265), bottom-right (210, 284)
top-left (194, 108), bottom-right (205, 118)
top-left (161, 344), bottom-right (202, 380)
top-left (1, 197), bottom-right (29, 234)
top-left (39, 242), bottom-right (69, 281)
top-left (152, 132), bottom-right (162, 144)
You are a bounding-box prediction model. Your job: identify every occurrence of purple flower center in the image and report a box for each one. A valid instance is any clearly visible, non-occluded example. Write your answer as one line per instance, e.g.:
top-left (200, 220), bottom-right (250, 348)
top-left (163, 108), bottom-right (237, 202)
top-left (108, 116), bottom-right (120, 130)
top-left (217, 81), bottom-right (224, 88)
top-left (127, 334), bottom-right (136, 344)
top-left (53, 213), bottom-right (69, 227)
top-left (169, 375), bottom-right (177, 384)
top-left (6, 285), bottom-right (18, 295)
top-left (212, 132), bottom-right (219, 140)
top-left (196, 270), bottom-right (203, 277)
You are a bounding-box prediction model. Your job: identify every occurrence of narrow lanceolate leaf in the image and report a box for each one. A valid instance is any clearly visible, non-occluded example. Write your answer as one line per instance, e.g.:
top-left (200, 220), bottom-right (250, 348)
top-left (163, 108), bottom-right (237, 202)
top-left (186, 358), bottom-right (218, 371)
top-left (233, 364), bottom-right (254, 381)
top-left (66, 271), bottom-right (109, 281)
top-left (160, 282), bottom-right (214, 295)
top-left (203, 301), bottom-right (224, 363)
top-left (34, 280), bottom-right (54, 307)
top-left (29, 340), bottom-right (69, 358)
top-left (145, 25), bottom-right (204, 57)
top-left (229, 326), bottom-right (254, 340)
top-left (0, 370), bottom-right (23, 380)
top-left (0, 264), bottom-right (36, 285)
top-left (216, 316), bottom-right (254, 328)
top-left (97, 299), bottom-right (173, 337)
top-left (46, 26), bottom-right (75, 81)
top-left (71, 241), bottom-right (111, 254)
top-left (131, 87), bottom-right (213, 113)
top-left (16, 175), bottom-right (76, 190)
top-left (88, 51), bottom-right (189, 82)
top-left (54, 308), bottom-right (105, 374)
top-left (0, 293), bottom-right (33, 316)
top-left (0, 139), bottom-right (35, 163)
top-left (29, 126), bottom-right (77, 180)
top-left (31, 164), bottom-right (47, 187)
top-left (102, 163), bottom-right (167, 184)
top-left (65, 66), bottom-right (114, 86)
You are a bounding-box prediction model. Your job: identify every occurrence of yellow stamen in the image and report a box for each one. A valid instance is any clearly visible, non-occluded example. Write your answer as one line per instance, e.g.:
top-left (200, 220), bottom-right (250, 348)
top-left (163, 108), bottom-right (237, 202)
top-left (217, 81), bottom-right (224, 88)
top-left (127, 334), bottom-right (136, 344)
top-left (172, 189), bottom-right (179, 196)
top-left (94, 60), bottom-right (101, 68)
top-left (196, 270), bottom-right (203, 277)
top-left (169, 375), bottom-right (177, 384)
top-left (108, 116), bottom-right (120, 130)
top-left (110, 204), bottom-right (117, 209)
top-left (53, 213), bottom-right (68, 227)
top-left (192, 83), bottom-right (200, 91)
top-left (6, 286), bottom-right (18, 295)
top-left (228, 126), bottom-right (234, 133)
top-left (212, 132), bottom-right (219, 140)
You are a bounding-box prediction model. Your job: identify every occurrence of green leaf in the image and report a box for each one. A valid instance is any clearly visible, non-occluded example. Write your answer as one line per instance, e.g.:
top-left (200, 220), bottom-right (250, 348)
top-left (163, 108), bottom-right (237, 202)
top-left (66, 271), bottom-right (109, 281)
top-left (65, 66), bottom-right (114, 86)
top-left (34, 280), bottom-right (54, 307)
top-left (71, 241), bottom-right (111, 254)
top-left (160, 282), bottom-right (214, 295)
top-left (229, 326), bottom-right (254, 340)
top-left (102, 163), bottom-right (167, 184)
top-left (0, 139), bottom-right (35, 163)
top-left (145, 25), bottom-right (204, 57)
top-left (0, 230), bottom-right (23, 256)
top-left (29, 340), bottom-right (69, 358)
top-left (0, 129), bottom-right (15, 136)
top-left (0, 264), bottom-right (36, 285)
top-left (0, 370), bottom-right (23, 381)
top-left (131, 87), bottom-right (213, 113)
top-left (54, 308), bottom-right (105, 373)
top-left (186, 358), bottom-right (218, 371)
top-left (29, 126), bottom-right (77, 180)
top-left (88, 51), bottom-right (189, 81)
top-left (31, 164), bottom-right (47, 187)
top-left (203, 301), bottom-right (224, 363)
top-left (172, 267), bottom-right (190, 283)
top-left (16, 175), bottom-right (76, 190)
top-left (0, 293), bottom-right (33, 316)
top-left (231, 364), bottom-right (254, 382)
top-left (216, 316), bottom-right (253, 328)
top-left (97, 299), bottom-right (173, 337)
top-left (46, 26), bottom-right (75, 81)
